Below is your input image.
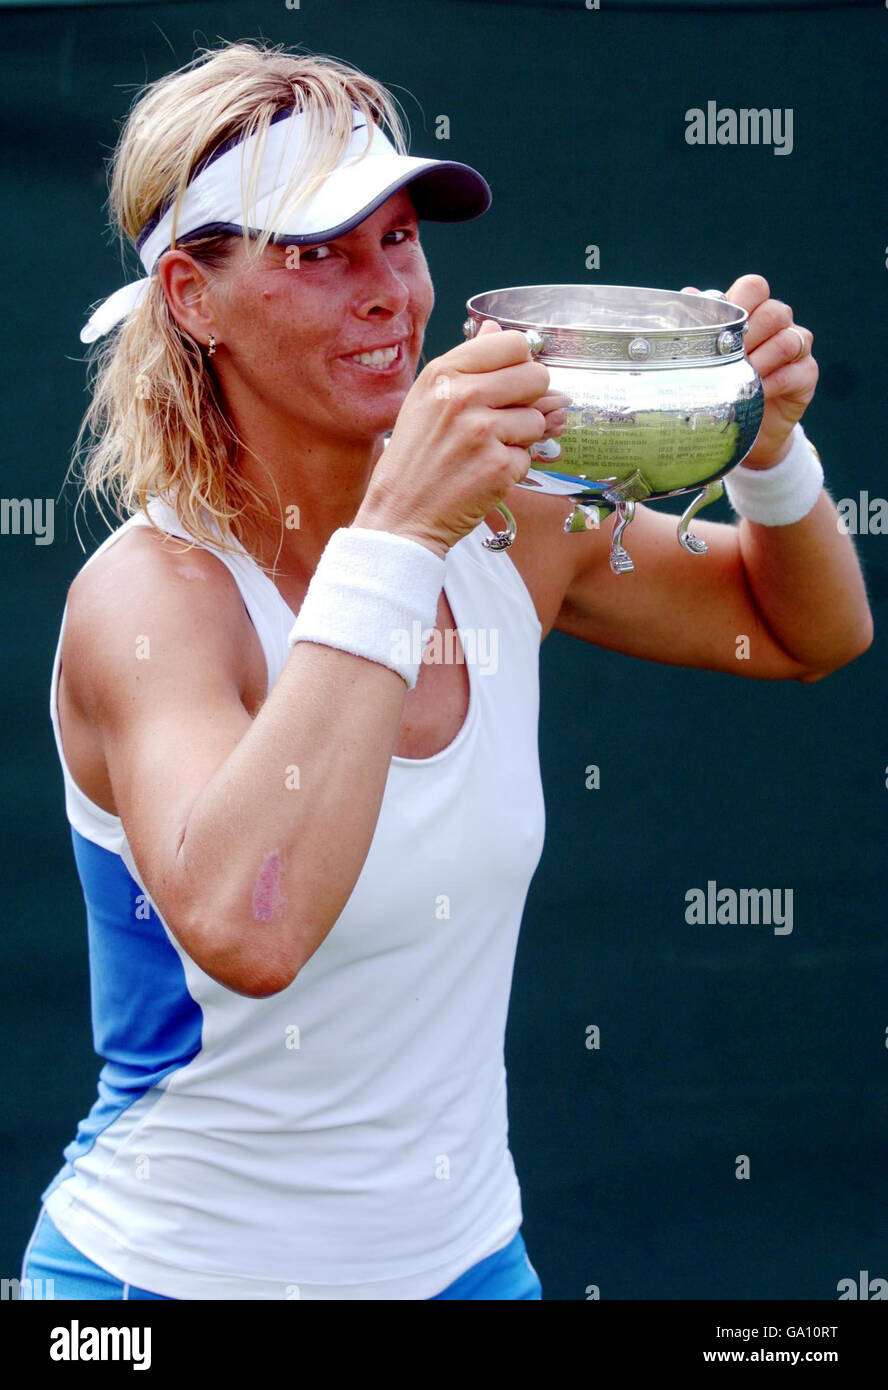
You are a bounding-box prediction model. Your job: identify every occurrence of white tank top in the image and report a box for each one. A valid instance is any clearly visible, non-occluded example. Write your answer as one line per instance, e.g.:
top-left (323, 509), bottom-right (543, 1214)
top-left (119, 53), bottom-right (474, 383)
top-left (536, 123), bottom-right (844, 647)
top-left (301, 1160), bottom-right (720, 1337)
top-left (42, 496), bottom-right (546, 1299)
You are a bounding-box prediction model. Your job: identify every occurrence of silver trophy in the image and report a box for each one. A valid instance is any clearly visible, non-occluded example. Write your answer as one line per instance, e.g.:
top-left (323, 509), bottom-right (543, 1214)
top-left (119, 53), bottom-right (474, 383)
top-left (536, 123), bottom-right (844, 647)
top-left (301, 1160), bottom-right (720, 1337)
top-left (463, 284), bottom-right (765, 572)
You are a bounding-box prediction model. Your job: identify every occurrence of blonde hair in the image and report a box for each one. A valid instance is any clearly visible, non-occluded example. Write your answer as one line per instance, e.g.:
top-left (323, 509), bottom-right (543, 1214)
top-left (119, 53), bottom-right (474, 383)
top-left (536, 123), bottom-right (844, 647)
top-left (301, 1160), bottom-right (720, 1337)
top-left (70, 40), bottom-right (408, 568)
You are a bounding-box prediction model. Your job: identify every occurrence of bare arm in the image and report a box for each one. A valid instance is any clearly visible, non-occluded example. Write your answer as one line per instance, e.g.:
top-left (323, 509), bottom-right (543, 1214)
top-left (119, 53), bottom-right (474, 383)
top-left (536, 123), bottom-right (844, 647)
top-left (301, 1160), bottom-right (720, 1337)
top-left (67, 533), bottom-right (411, 998)
top-left (555, 490), bottom-right (872, 680)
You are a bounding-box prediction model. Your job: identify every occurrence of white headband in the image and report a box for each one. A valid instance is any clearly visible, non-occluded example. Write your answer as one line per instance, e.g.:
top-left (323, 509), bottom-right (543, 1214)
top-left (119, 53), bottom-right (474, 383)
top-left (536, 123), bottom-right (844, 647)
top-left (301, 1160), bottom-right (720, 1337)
top-left (80, 107), bottom-right (490, 343)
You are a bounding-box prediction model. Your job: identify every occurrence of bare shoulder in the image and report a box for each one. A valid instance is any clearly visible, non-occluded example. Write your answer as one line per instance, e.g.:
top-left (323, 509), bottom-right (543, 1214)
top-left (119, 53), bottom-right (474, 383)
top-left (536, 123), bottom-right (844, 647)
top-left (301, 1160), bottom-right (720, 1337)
top-left (484, 485), bottom-right (606, 638)
top-left (62, 522), bottom-right (267, 724)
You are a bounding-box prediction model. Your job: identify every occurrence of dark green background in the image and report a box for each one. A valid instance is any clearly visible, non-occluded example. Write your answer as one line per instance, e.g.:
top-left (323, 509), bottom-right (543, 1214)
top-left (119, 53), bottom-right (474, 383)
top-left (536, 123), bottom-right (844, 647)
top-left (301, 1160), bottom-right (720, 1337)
top-left (1, 0), bottom-right (885, 1300)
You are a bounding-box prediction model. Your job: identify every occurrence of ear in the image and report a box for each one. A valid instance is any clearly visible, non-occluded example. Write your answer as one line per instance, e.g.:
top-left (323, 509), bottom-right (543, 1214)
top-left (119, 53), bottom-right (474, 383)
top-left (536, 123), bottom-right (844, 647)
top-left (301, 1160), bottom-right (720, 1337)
top-left (157, 249), bottom-right (218, 345)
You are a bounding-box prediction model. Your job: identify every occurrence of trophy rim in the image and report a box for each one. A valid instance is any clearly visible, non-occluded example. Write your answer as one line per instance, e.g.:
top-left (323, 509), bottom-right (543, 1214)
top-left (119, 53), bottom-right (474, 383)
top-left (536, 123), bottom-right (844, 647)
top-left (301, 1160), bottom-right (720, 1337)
top-left (464, 283), bottom-right (749, 336)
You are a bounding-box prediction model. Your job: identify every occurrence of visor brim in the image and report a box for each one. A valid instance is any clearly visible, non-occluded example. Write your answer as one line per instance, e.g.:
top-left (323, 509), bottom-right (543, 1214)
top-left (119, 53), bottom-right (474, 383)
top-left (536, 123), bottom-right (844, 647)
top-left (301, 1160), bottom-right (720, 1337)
top-left (172, 156), bottom-right (492, 254)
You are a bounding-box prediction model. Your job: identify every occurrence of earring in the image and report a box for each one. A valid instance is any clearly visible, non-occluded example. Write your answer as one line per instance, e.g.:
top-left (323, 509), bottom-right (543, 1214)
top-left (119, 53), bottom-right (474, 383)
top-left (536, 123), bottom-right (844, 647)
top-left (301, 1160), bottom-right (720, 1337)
top-left (207, 334), bottom-right (216, 357)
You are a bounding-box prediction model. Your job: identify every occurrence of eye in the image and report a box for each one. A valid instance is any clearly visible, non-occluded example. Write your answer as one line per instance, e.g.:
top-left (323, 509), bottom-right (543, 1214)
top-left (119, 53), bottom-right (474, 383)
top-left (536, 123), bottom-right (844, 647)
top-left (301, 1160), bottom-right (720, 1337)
top-left (384, 227), bottom-right (417, 246)
top-left (298, 244), bottom-right (333, 263)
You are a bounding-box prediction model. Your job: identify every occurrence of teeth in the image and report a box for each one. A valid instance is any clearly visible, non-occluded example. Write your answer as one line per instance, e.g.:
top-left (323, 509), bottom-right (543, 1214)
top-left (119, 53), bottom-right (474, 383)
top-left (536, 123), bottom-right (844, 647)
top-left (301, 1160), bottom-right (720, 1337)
top-left (350, 345), bottom-right (400, 367)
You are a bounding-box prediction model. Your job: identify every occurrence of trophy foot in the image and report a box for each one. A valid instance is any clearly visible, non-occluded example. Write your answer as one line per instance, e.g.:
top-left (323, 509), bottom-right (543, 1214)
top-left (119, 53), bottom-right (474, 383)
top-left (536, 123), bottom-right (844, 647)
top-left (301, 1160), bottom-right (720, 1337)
top-left (482, 500), bottom-right (518, 552)
top-left (681, 533), bottom-right (709, 555)
top-left (609, 500), bottom-right (636, 575)
top-left (677, 479), bottom-right (726, 555)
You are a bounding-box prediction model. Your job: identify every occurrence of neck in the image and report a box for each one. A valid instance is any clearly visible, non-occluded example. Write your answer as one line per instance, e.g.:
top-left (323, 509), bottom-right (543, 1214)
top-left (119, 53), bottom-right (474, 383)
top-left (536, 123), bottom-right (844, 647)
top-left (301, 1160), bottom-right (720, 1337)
top-left (229, 418), bottom-right (387, 581)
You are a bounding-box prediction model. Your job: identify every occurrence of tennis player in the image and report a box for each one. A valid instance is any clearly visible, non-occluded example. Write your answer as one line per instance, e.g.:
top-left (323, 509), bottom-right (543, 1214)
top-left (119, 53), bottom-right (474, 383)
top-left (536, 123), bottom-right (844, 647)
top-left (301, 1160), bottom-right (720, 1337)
top-left (21, 40), bottom-right (871, 1300)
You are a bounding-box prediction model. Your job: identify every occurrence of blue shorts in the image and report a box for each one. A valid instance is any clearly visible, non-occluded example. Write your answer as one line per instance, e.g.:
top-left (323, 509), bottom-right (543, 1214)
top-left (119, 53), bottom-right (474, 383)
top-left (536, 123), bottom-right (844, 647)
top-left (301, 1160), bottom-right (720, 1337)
top-left (21, 1208), bottom-right (542, 1300)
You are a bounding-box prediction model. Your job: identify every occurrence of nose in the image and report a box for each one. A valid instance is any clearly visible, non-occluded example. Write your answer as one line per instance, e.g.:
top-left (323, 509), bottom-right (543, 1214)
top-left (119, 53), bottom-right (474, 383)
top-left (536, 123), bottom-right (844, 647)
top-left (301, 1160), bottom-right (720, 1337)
top-left (352, 248), bottom-right (411, 320)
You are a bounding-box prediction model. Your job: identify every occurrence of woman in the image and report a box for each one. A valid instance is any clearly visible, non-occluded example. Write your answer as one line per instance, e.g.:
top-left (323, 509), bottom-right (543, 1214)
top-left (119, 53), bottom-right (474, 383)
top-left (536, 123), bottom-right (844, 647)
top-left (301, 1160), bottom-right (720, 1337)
top-left (22, 40), bottom-right (871, 1300)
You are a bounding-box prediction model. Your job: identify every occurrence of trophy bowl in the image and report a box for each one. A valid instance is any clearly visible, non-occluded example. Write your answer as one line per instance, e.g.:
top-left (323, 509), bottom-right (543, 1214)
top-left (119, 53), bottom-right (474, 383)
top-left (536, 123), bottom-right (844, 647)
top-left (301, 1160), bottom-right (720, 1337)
top-left (463, 284), bottom-right (765, 572)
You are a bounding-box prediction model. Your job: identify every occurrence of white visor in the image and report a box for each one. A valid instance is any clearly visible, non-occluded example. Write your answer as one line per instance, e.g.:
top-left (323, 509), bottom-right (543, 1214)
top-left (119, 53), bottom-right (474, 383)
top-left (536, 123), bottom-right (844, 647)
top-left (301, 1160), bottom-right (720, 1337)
top-left (80, 107), bottom-right (491, 343)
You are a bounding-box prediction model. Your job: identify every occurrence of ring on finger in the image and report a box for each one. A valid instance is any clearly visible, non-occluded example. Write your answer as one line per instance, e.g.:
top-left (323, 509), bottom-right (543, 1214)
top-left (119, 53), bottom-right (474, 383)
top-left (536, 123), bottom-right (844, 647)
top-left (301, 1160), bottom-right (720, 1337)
top-left (786, 325), bottom-right (807, 362)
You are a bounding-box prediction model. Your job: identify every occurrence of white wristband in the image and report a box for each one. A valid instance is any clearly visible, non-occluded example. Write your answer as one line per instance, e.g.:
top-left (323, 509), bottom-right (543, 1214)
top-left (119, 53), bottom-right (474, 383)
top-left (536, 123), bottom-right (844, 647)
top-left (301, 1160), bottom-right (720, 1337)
top-left (287, 526), bottom-right (446, 690)
top-left (723, 423), bottom-right (824, 526)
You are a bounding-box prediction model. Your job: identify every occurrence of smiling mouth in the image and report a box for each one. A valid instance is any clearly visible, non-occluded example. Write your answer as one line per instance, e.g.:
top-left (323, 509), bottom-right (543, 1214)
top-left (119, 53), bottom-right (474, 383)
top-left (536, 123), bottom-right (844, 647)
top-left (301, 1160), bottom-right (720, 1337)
top-left (346, 343), bottom-right (404, 370)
